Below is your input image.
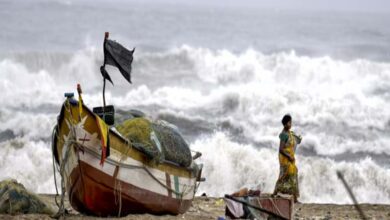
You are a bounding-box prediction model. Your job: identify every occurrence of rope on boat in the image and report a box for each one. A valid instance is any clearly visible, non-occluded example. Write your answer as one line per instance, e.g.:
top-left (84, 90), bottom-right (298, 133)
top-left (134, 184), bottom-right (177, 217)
top-left (73, 138), bottom-right (196, 201)
top-left (74, 127), bottom-right (197, 200)
top-left (114, 141), bottom-right (131, 217)
top-left (53, 101), bottom-right (198, 217)
top-left (51, 101), bottom-right (79, 219)
top-left (52, 125), bottom-right (74, 219)
top-left (51, 126), bottom-right (60, 209)
top-left (114, 179), bottom-right (122, 217)
top-left (51, 125), bottom-right (67, 219)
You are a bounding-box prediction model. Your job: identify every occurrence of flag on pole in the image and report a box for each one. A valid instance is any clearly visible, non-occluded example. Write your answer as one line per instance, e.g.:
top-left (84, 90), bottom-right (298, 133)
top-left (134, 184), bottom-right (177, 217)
top-left (101, 38), bottom-right (135, 84)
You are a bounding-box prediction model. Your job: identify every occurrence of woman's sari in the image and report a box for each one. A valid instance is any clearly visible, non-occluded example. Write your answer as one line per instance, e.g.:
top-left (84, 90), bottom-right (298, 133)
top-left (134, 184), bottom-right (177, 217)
top-left (273, 130), bottom-right (300, 199)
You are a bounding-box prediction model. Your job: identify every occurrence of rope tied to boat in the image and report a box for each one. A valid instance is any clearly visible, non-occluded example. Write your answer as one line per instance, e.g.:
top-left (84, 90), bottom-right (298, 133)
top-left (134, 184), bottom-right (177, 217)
top-left (52, 125), bottom-right (74, 219)
top-left (113, 140), bottom-right (131, 217)
top-left (72, 137), bottom-right (197, 201)
top-left (53, 100), bottom-right (199, 217)
top-left (52, 100), bottom-right (84, 218)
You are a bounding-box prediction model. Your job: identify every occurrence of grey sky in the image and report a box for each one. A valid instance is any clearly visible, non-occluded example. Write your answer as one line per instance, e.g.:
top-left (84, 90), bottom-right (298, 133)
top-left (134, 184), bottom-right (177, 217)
top-left (43, 0), bottom-right (390, 12)
top-left (135, 0), bottom-right (390, 12)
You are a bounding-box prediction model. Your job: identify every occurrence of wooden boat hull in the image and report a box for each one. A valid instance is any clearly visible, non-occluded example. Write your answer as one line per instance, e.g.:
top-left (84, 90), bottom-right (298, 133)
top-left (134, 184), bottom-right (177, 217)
top-left (68, 160), bottom-right (192, 216)
top-left (53, 98), bottom-right (201, 216)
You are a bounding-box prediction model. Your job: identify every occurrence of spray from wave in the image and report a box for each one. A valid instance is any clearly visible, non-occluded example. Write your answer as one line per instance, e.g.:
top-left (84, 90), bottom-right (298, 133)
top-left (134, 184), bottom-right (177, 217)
top-left (192, 132), bottom-right (390, 204)
top-left (0, 45), bottom-right (389, 203)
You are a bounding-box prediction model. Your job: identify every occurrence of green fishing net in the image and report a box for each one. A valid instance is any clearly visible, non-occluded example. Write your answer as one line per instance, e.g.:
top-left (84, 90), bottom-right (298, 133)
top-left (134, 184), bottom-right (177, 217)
top-left (116, 117), bottom-right (192, 167)
top-left (0, 179), bottom-right (53, 214)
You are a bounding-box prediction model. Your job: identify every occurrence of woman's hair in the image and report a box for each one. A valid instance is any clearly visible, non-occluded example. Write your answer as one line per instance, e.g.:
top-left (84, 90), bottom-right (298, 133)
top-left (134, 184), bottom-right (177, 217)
top-left (281, 114), bottom-right (292, 126)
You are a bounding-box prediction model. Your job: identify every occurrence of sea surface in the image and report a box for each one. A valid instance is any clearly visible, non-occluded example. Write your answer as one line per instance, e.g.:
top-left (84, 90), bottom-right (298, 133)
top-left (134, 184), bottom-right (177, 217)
top-left (1, 0), bottom-right (389, 204)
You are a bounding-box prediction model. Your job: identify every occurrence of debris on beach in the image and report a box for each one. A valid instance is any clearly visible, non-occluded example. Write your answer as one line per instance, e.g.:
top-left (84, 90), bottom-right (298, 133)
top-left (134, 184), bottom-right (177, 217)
top-left (0, 179), bottom-right (53, 215)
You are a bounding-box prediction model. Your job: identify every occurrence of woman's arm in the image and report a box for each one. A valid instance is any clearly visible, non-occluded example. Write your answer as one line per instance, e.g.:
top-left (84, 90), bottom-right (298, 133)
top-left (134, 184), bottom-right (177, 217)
top-left (292, 131), bottom-right (302, 144)
top-left (279, 140), bottom-right (294, 162)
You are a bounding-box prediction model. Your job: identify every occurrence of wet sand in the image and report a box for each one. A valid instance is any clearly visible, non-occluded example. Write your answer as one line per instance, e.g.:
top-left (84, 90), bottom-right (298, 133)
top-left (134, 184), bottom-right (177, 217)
top-left (0, 194), bottom-right (389, 220)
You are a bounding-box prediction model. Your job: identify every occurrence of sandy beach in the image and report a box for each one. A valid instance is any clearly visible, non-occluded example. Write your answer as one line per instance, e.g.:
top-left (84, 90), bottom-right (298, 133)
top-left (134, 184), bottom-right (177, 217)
top-left (0, 194), bottom-right (389, 220)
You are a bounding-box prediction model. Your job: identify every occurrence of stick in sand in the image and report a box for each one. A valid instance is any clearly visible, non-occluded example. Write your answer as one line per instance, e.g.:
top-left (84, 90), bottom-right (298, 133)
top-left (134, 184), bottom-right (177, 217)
top-left (337, 171), bottom-right (368, 220)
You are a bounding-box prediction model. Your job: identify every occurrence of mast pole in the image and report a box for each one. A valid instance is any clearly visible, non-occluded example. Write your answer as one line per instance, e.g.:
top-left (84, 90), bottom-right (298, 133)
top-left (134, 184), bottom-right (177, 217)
top-left (102, 32), bottom-right (109, 114)
top-left (103, 78), bottom-right (106, 109)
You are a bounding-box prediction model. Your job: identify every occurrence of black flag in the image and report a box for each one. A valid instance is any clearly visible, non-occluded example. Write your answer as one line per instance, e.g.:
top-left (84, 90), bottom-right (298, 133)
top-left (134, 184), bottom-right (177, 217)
top-left (102, 38), bottom-right (135, 84)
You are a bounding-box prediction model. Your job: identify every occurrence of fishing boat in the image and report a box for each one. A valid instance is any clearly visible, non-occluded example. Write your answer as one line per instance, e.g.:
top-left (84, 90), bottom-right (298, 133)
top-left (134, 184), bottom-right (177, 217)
top-left (51, 33), bottom-right (204, 217)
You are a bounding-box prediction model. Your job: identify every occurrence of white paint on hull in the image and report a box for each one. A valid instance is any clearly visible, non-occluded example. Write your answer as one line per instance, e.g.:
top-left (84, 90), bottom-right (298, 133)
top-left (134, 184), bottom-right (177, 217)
top-left (61, 115), bottom-right (197, 201)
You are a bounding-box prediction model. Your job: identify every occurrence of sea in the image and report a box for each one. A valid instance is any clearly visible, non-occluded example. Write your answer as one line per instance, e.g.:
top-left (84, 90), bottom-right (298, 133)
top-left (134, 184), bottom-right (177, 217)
top-left (1, 0), bottom-right (390, 204)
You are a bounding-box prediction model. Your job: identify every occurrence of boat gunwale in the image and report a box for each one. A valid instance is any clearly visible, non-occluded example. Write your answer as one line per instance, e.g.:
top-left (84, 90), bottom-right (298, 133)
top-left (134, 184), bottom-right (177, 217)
top-left (57, 99), bottom-right (199, 174)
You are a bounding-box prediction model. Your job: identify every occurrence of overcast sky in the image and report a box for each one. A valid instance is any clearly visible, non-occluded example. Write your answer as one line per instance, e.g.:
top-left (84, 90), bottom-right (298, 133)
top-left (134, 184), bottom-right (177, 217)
top-left (20, 0), bottom-right (390, 12)
top-left (133, 0), bottom-right (390, 12)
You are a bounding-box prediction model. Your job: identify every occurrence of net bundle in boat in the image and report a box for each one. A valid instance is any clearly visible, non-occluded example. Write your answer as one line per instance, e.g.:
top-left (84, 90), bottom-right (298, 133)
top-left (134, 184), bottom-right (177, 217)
top-left (115, 117), bottom-right (192, 167)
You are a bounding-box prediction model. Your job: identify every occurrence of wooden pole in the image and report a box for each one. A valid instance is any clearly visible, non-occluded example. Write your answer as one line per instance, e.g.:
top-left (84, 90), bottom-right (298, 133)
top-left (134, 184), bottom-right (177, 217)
top-left (103, 78), bottom-right (106, 110)
top-left (337, 171), bottom-right (368, 220)
top-left (102, 32), bottom-right (109, 117)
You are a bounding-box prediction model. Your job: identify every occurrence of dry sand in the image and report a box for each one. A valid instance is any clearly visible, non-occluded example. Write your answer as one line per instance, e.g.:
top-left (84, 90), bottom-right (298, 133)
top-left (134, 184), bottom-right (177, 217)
top-left (0, 194), bottom-right (389, 220)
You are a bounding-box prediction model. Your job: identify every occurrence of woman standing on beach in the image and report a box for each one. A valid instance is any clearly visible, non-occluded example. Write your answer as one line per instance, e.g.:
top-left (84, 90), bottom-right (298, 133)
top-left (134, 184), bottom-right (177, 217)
top-left (273, 114), bottom-right (302, 202)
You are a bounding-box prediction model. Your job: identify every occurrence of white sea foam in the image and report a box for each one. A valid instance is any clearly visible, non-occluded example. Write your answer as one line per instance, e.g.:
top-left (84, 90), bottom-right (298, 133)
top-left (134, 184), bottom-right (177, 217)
top-left (192, 132), bottom-right (390, 204)
top-left (0, 46), bottom-right (389, 203)
top-left (1, 110), bottom-right (56, 140)
top-left (0, 138), bottom-right (56, 193)
top-left (0, 48), bottom-right (101, 109)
